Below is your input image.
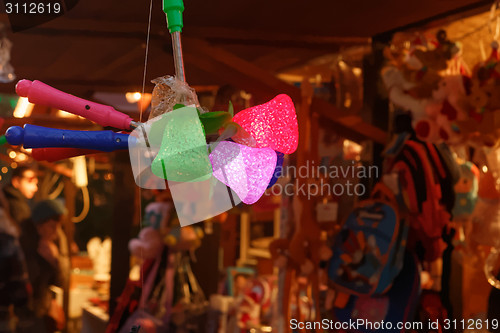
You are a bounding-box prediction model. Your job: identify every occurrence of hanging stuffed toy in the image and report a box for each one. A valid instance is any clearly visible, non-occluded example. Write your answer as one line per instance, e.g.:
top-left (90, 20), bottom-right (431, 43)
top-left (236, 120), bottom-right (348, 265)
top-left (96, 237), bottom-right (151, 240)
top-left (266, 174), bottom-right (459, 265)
top-left (235, 276), bottom-right (275, 331)
top-left (468, 42), bottom-right (500, 113)
top-left (128, 190), bottom-right (175, 259)
top-left (458, 42), bottom-right (500, 147)
top-left (414, 75), bottom-right (469, 143)
top-left (382, 30), bottom-right (472, 144)
top-left (452, 162), bottom-right (480, 221)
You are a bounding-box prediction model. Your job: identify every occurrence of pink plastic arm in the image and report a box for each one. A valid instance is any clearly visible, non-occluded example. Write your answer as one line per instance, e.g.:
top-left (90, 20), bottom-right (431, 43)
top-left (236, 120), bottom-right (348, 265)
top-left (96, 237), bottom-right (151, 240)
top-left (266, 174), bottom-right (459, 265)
top-left (16, 80), bottom-right (134, 130)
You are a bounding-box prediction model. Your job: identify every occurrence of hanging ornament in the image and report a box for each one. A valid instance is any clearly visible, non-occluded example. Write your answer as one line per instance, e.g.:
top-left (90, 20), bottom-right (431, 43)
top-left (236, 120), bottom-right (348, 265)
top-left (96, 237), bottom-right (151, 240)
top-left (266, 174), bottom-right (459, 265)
top-left (209, 141), bottom-right (277, 204)
top-left (3, 0), bottom-right (300, 228)
top-left (150, 106), bottom-right (212, 182)
top-left (232, 94), bottom-right (298, 154)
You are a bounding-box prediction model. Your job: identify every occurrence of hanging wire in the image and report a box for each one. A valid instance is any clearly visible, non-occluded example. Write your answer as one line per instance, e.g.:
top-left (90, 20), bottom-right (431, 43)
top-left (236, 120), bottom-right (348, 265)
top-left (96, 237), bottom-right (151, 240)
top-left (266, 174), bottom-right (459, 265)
top-left (140, 0), bottom-right (153, 124)
top-left (134, 0), bottom-right (154, 301)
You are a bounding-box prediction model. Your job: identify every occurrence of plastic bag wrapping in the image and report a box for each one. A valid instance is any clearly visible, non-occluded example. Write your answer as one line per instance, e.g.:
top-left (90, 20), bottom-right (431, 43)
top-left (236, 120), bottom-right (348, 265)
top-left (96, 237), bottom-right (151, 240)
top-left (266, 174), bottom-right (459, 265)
top-left (0, 37), bottom-right (15, 83)
top-left (149, 75), bottom-right (202, 120)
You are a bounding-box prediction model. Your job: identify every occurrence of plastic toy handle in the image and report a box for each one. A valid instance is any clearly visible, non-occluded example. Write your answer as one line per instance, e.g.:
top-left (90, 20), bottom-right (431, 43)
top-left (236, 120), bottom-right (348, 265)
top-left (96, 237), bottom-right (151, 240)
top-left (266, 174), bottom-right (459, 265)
top-left (16, 80), bottom-right (134, 130)
top-left (32, 148), bottom-right (105, 162)
top-left (6, 124), bottom-right (131, 151)
top-left (163, 0), bottom-right (184, 33)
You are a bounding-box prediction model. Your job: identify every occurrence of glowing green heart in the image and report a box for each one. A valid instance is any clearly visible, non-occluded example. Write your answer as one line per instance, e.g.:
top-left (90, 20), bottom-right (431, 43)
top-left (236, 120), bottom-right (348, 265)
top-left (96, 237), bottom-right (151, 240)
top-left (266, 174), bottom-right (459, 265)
top-left (151, 106), bottom-right (212, 182)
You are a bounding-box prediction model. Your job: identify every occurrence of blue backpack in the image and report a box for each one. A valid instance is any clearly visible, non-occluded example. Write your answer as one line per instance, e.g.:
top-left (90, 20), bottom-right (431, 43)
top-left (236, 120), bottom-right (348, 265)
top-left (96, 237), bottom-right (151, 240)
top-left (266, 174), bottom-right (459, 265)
top-left (332, 251), bottom-right (421, 333)
top-left (328, 183), bottom-right (408, 295)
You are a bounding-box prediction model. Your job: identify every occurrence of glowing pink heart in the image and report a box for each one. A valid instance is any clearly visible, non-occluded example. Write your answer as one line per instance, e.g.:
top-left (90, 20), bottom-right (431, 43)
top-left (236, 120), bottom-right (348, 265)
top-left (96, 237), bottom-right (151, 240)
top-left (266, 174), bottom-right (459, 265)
top-left (209, 141), bottom-right (277, 204)
top-left (232, 94), bottom-right (298, 154)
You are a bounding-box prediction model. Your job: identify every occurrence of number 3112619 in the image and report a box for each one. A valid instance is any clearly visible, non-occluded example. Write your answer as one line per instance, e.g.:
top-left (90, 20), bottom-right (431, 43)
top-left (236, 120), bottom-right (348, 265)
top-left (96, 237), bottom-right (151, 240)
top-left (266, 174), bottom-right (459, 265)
top-left (5, 2), bottom-right (61, 14)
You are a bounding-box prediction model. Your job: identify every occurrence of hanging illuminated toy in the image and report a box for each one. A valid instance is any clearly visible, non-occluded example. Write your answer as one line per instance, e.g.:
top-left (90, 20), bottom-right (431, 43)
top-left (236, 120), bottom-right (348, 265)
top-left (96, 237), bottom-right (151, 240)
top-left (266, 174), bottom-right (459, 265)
top-left (3, 0), bottom-right (298, 225)
top-left (209, 141), bottom-right (277, 204)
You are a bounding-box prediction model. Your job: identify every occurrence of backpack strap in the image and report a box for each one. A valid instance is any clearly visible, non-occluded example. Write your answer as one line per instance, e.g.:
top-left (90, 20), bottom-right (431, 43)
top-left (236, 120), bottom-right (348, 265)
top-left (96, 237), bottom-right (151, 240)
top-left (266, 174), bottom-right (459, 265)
top-left (398, 144), bottom-right (428, 212)
top-left (423, 142), bottom-right (455, 213)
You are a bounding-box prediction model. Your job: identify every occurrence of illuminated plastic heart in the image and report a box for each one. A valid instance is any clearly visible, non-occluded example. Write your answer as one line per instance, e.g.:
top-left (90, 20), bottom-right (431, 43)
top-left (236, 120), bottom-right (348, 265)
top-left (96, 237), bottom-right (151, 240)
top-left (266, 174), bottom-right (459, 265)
top-left (209, 141), bottom-right (277, 204)
top-left (150, 106), bottom-right (212, 182)
top-left (232, 94), bottom-right (298, 154)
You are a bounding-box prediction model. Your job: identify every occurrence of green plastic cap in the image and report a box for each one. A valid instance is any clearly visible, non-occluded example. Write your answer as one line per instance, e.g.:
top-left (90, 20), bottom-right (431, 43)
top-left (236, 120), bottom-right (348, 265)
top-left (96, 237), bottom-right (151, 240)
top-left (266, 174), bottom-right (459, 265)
top-left (163, 0), bottom-right (184, 33)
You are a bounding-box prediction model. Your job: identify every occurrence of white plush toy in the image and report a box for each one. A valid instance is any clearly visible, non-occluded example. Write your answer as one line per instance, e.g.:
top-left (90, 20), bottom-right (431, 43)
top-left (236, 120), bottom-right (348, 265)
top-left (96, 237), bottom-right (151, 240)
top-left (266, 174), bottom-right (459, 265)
top-left (415, 75), bottom-right (469, 143)
top-left (381, 66), bottom-right (428, 123)
top-left (87, 237), bottom-right (112, 282)
top-left (382, 65), bottom-right (469, 143)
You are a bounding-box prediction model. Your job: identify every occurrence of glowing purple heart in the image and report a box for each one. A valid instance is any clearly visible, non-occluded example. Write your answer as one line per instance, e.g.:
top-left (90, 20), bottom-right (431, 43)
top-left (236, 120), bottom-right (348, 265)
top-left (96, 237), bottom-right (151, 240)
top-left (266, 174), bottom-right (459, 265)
top-left (209, 141), bottom-right (277, 204)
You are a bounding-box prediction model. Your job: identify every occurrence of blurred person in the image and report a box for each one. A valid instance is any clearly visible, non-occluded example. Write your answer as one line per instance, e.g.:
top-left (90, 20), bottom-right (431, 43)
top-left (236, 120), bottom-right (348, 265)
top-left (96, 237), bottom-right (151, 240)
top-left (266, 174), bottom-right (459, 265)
top-left (0, 189), bottom-right (32, 333)
top-left (2, 165), bottom-right (38, 228)
top-left (20, 200), bottom-right (68, 333)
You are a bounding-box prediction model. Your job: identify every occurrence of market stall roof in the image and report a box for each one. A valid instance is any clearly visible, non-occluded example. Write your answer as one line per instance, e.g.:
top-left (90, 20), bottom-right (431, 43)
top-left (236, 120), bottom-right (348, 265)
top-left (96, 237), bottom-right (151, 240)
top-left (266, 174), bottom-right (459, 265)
top-left (0, 0), bottom-right (493, 141)
top-left (0, 0), bottom-right (490, 93)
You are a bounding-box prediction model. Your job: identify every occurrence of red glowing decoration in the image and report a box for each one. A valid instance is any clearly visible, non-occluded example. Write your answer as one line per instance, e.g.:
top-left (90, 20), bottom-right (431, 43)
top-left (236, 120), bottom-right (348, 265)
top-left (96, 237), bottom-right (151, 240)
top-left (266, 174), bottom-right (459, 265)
top-left (232, 94), bottom-right (298, 154)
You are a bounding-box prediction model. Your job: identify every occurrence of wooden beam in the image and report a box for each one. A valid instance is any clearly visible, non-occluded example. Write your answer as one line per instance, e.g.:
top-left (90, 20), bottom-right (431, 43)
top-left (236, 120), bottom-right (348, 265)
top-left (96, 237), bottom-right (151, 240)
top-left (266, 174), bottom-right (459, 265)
top-left (182, 37), bottom-right (387, 144)
top-left (109, 151), bottom-right (135, 316)
top-left (376, 0), bottom-right (493, 39)
top-left (183, 51), bottom-right (282, 102)
top-left (17, 17), bottom-right (164, 41)
top-left (86, 44), bottom-right (145, 81)
top-left (184, 37), bottom-right (301, 100)
top-left (19, 18), bottom-right (369, 50)
top-left (184, 26), bottom-right (369, 50)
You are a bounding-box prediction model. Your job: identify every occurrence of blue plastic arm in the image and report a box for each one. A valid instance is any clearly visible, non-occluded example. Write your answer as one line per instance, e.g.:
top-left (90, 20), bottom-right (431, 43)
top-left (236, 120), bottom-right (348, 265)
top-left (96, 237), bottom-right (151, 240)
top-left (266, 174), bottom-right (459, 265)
top-left (6, 124), bottom-right (132, 152)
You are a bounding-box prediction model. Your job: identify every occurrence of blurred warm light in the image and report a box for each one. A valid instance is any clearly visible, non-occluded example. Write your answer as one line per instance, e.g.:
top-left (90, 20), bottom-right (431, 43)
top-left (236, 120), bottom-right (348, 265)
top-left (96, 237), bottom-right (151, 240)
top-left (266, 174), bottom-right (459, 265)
top-left (22, 148), bottom-right (32, 154)
top-left (57, 110), bottom-right (74, 118)
top-left (1, 167), bottom-right (7, 173)
top-left (344, 92), bottom-right (352, 108)
top-left (126, 92), bottom-right (142, 103)
top-left (352, 67), bottom-right (362, 77)
top-left (71, 156), bottom-right (88, 187)
top-left (10, 162), bottom-right (17, 169)
top-left (14, 153), bottom-right (27, 162)
top-left (13, 97), bottom-right (34, 118)
top-left (483, 165), bottom-right (489, 173)
top-left (8, 151), bottom-right (16, 159)
top-left (343, 139), bottom-right (362, 160)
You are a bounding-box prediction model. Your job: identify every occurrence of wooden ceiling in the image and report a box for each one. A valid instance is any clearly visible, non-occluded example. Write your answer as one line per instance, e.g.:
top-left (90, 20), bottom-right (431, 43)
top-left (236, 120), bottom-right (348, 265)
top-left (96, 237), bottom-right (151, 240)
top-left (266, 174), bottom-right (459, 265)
top-left (0, 0), bottom-right (493, 142)
top-left (0, 0), bottom-right (491, 94)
